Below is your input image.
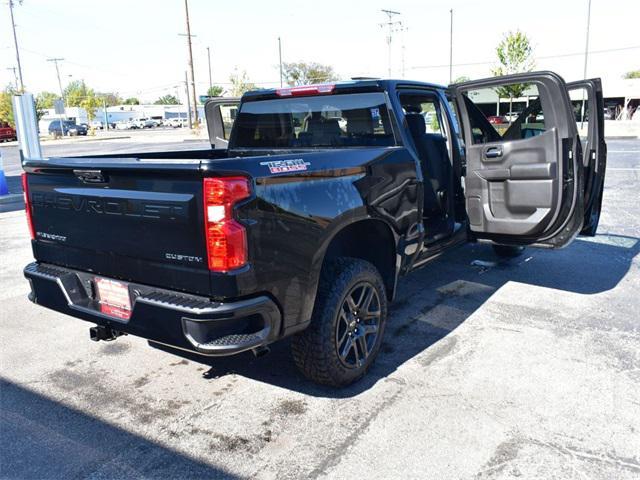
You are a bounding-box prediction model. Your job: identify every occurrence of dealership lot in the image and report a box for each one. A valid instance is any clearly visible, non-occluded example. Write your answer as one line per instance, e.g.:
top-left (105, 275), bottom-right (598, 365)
top-left (1, 140), bottom-right (639, 479)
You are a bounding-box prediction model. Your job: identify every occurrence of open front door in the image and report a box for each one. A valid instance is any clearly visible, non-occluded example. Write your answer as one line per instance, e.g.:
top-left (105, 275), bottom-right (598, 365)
top-left (566, 78), bottom-right (607, 236)
top-left (450, 71), bottom-right (584, 248)
top-left (204, 97), bottom-right (240, 149)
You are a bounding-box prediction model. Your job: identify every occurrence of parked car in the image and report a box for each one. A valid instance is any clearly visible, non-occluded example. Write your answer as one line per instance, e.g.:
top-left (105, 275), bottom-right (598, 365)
top-left (0, 122), bottom-right (17, 142)
top-left (504, 111), bottom-right (521, 122)
top-left (167, 117), bottom-right (188, 128)
top-left (487, 115), bottom-right (506, 125)
top-left (48, 120), bottom-right (88, 136)
top-left (115, 121), bottom-right (137, 130)
top-left (133, 118), bottom-right (157, 129)
top-left (21, 73), bottom-right (607, 387)
top-left (90, 120), bottom-right (104, 130)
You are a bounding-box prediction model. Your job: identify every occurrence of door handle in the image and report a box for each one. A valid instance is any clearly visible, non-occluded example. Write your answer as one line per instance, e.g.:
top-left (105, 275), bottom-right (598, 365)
top-left (485, 146), bottom-right (503, 159)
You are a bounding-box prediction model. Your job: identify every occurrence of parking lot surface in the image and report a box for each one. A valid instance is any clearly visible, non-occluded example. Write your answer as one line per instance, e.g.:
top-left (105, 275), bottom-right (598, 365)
top-left (1, 140), bottom-right (639, 479)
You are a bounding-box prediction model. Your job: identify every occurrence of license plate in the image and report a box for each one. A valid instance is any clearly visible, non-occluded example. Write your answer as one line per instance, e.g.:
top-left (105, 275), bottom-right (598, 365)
top-left (95, 277), bottom-right (131, 320)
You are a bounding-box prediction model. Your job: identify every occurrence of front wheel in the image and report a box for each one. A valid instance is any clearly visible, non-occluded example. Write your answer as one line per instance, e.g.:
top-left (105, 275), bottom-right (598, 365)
top-left (291, 257), bottom-right (388, 387)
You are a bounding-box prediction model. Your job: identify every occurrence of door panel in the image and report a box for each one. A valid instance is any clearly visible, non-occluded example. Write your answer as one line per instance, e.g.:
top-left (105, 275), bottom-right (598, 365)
top-left (204, 98), bottom-right (240, 149)
top-left (451, 71), bottom-right (583, 247)
top-left (566, 78), bottom-right (607, 236)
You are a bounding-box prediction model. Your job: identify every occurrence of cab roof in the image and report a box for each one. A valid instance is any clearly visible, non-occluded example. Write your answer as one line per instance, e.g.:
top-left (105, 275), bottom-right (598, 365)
top-left (241, 79), bottom-right (447, 102)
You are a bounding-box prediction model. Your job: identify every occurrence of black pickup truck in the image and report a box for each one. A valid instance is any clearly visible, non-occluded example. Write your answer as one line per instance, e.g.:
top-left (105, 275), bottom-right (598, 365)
top-left (22, 72), bottom-right (606, 386)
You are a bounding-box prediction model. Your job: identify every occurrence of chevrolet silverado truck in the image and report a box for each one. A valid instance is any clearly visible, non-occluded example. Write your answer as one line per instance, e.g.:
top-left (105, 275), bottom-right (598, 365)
top-left (21, 72), bottom-right (606, 386)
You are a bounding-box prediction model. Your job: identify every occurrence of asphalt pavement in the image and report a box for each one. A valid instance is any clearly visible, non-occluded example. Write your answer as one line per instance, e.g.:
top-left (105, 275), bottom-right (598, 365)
top-left (0, 139), bottom-right (639, 479)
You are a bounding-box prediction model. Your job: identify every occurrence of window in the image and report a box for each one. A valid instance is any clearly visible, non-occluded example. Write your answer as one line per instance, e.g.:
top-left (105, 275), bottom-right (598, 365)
top-left (459, 83), bottom-right (547, 144)
top-left (399, 94), bottom-right (445, 136)
top-left (231, 92), bottom-right (395, 149)
top-left (219, 104), bottom-right (238, 140)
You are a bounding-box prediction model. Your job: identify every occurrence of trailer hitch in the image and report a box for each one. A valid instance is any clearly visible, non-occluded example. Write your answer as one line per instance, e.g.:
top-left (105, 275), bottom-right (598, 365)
top-left (89, 325), bottom-right (125, 342)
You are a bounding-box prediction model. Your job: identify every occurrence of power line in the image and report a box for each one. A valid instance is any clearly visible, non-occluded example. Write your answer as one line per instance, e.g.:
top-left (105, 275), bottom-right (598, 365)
top-left (407, 45), bottom-right (640, 71)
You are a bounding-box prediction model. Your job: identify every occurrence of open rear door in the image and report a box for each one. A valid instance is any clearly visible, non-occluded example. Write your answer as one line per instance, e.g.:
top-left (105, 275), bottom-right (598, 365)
top-left (450, 71), bottom-right (584, 248)
top-left (204, 97), bottom-right (240, 149)
top-left (566, 78), bottom-right (607, 236)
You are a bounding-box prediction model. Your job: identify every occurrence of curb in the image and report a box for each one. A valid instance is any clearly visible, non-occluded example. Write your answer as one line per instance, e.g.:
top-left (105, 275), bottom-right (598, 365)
top-left (0, 193), bottom-right (23, 205)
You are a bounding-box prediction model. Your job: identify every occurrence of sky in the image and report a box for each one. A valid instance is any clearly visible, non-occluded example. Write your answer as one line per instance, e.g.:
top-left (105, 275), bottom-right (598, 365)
top-left (2, 0), bottom-right (639, 103)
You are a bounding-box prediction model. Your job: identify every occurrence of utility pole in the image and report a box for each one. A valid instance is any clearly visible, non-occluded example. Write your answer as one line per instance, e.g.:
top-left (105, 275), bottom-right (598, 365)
top-left (278, 37), bottom-right (283, 87)
top-left (581, 0), bottom-right (592, 124)
top-left (206, 46), bottom-right (213, 92)
top-left (8, 0), bottom-right (25, 91)
top-left (6, 67), bottom-right (18, 90)
top-left (183, 0), bottom-right (198, 126)
top-left (185, 71), bottom-right (192, 129)
top-left (47, 58), bottom-right (65, 101)
top-left (47, 58), bottom-right (66, 136)
top-left (449, 9), bottom-right (453, 84)
top-left (380, 9), bottom-right (402, 78)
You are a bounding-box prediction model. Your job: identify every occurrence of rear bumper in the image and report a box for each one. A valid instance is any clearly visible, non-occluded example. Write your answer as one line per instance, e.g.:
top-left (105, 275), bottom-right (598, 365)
top-left (24, 262), bottom-right (281, 356)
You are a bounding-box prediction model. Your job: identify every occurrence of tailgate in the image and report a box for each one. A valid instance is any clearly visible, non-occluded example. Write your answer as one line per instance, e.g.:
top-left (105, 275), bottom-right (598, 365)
top-left (24, 158), bottom-right (210, 295)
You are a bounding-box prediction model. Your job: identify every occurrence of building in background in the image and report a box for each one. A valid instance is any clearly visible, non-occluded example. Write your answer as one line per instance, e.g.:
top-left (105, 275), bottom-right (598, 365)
top-left (38, 104), bottom-right (206, 131)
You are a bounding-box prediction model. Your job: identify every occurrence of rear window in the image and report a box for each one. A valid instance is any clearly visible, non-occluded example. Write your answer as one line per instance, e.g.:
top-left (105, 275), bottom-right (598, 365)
top-left (231, 92), bottom-right (395, 149)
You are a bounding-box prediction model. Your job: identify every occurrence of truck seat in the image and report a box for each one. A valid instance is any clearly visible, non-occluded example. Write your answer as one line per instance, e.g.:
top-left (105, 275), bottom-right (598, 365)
top-left (405, 113), bottom-right (452, 216)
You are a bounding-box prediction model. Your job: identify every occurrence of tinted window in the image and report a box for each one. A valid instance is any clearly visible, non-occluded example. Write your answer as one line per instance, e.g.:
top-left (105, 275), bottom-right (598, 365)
top-left (460, 83), bottom-right (547, 144)
top-left (231, 92), bottom-right (395, 149)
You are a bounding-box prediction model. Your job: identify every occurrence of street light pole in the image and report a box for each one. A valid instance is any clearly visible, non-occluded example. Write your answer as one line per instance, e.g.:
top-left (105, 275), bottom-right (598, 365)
top-left (8, 0), bottom-right (25, 91)
top-left (278, 37), bottom-right (283, 87)
top-left (207, 46), bottom-right (213, 92)
top-left (185, 71), bottom-right (192, 130)
top-left (183, 0), bottom-right (198, 126)
top-left (449, 9), bottom-right (453, 84)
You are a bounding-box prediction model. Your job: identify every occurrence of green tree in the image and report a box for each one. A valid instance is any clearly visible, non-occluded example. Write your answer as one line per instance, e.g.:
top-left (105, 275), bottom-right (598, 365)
top-left (229, 69), bottom-right (257, 97)
top-left (34, 91), bottom-right (59, 120)
top-left (63, 80), bottom-right (100, 120)
top-left (154, 94), bottom-right (179, 105)
top-left (623, 70), bottom-right (640, 79)
top-left (0, 85), bottom-right (17, 126)
top-left (123, 97), bottom-right (140, 105)
top-left (453, 75), bottom-right (470, 83)
top-left (282, 62), bottom-right (338, 86)
top-left (491, 31), bottom-right (535, 117)
top-left (97, 92), bottom-right (122, 106)
top-left (36, 91), bottom-right (59, 109)
top-left (207, 85), bottom-right (224, 97)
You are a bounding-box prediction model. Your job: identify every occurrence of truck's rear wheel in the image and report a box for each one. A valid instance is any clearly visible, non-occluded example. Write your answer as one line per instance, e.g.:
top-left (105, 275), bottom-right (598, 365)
top-left (291, 257), bottom-right (388, 387)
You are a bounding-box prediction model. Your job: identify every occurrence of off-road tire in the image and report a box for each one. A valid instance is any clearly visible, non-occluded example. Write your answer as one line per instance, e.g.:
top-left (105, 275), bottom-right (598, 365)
top-left (291, 257), bottom-right (388, 387)
top-left (492, 244), bottom-right (525, 258)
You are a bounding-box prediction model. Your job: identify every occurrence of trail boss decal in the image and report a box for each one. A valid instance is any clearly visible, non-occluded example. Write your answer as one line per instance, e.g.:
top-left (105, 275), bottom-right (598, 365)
top-left (260, 159), bottom-right (310, 174)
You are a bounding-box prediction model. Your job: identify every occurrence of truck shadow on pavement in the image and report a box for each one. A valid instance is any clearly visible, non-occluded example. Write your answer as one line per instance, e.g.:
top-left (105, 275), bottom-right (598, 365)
top-left (153, 233), bottom-right (639, 398)
top-left (0, 378), bottom-right (238, 479)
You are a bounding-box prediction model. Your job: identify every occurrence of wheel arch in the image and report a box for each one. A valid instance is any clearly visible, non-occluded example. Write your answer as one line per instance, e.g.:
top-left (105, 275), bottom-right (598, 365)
top-left (318, 217), bottom-right (399, 302)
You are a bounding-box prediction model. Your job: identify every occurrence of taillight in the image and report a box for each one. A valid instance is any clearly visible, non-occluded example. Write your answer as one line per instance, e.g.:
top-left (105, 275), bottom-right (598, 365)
top-left (21, 173), bottom-right (35, 240)
top-left (203, 177), bottom-right (250, 272)
top-left (276, 84), bottom-right (335, 97)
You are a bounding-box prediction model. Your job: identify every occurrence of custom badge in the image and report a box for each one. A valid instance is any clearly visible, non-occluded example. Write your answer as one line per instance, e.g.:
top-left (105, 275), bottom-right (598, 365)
top-left (260, 159), bottom-right (310, 174)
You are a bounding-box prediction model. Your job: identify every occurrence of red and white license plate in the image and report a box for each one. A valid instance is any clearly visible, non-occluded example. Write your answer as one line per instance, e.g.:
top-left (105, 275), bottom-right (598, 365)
top-left (95, 277), bottom-right (132, 320)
